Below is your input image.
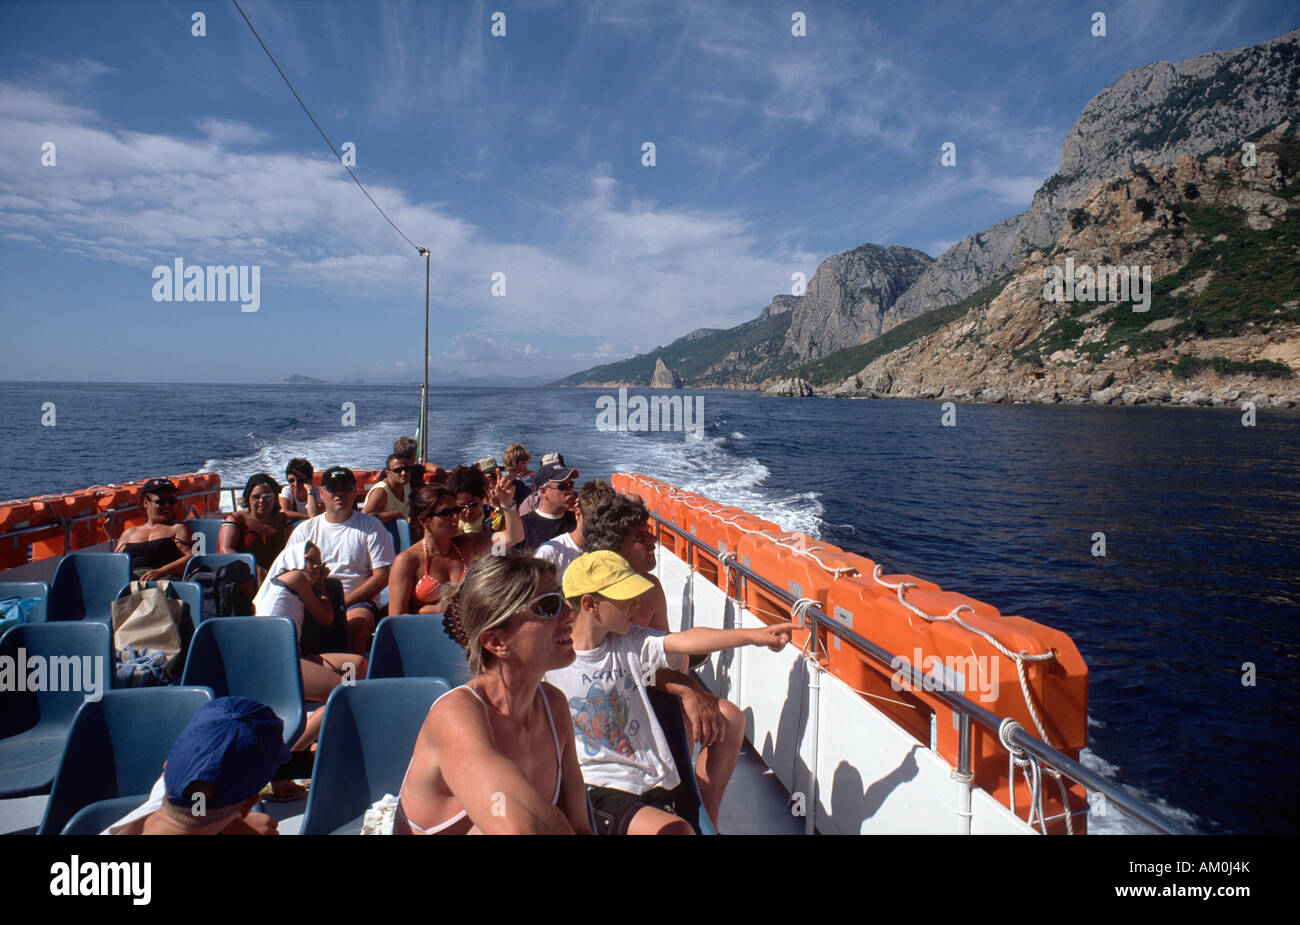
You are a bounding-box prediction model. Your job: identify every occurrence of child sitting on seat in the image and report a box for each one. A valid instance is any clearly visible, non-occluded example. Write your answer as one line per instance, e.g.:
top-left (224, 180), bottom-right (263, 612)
top-left (544, 551), bottom-right (794, 835)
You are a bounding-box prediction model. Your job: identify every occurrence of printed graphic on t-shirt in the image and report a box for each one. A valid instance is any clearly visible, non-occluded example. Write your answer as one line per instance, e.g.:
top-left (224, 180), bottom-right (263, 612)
top-left (570, 674), bottom-right (641, 758)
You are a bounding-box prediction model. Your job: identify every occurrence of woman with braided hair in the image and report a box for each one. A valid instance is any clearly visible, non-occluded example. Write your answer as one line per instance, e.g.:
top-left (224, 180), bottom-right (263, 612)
top-left (392, 549), bottom-right (591, 834)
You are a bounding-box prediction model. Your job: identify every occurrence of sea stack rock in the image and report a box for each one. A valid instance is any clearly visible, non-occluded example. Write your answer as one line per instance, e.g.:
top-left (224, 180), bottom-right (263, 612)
top-left (651, 357), bottom-right (683, 388)
top-left (762, 377), bottom-right (814, 397)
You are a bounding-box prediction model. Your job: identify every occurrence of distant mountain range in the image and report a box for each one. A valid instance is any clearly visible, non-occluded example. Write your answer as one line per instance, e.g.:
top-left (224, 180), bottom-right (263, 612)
top-left (285, 371), bottom-right (552, 387)
top-left (554, 27), bottom-right (1300, 407)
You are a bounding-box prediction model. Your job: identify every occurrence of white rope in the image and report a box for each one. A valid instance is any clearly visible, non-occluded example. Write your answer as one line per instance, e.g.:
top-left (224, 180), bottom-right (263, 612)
top-left (880, 565), bottom-right (1073, 834)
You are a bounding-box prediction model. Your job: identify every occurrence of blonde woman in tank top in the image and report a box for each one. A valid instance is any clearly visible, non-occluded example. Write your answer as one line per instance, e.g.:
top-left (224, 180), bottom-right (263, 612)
top-left (393, 550), bottom-right (590, 834)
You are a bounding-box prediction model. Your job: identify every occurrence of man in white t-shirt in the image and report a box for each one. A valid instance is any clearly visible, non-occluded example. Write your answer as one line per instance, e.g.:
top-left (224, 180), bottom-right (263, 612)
top-left (535, 480), bottom-right (615, 583)
top-left (274, 466), bottom-right (394, 654)
top-left (545, 551), bottom-right (794, 835)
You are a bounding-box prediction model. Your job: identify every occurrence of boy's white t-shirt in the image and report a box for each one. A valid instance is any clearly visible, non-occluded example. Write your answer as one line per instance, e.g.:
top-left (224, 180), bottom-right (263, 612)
top-left (277, 512), bottom-right (394, 602)
top-left (534, 532), bottom-right (581, 582)
top-left (545, 625), bottom-right (684, 795)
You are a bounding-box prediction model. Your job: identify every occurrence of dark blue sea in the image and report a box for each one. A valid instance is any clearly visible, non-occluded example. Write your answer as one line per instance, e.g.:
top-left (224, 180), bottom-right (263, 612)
top-left (2, 381), bottom-right (1297, 835)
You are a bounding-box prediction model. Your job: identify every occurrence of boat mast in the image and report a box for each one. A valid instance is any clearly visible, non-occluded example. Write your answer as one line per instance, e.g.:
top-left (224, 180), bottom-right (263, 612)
top-left (418, 247), bottom-right (430, 462)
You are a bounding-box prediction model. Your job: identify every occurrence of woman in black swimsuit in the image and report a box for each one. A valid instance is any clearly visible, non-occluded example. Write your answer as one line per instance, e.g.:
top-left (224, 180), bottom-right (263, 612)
top-left (114, 478), bottom-right (195, 580)
top-left (219, 473), bottom-right (295, 580)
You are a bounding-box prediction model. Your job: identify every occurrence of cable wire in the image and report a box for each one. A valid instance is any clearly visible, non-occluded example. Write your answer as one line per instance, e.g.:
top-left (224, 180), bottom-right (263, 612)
top-left (230, 0), bottom-right (423, 253)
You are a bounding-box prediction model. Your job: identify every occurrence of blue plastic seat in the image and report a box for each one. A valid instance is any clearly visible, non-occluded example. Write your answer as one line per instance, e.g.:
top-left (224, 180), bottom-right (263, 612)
top-left (384, 518), bottom-right (411, 553)
top-left (647, 689), bottom-right (717, 835)
top-left (301, 677), bottom-right (448, 834)
top-left (48, 552), bottom-right (130, 623)
top-left (60, 794), bottom-right (151, 835)
top-left (38, 686), bottom-right (213, 835)
top-left (182, 553), bottom-right (257, 582)
top-left (0, 581), bottom-right (50, 624)
top-left (184, 519), bottom-right (227, 558)
top-left (180, 617), bottom-right (305, 746)
top-left (0, 621), bottom-right (113, 797)
top-left (367, 614), bottom-right (469, 683)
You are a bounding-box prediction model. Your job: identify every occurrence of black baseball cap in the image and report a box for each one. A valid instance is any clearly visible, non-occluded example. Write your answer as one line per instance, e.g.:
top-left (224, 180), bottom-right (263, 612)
top-left (141, 478), bottom-right (178, 496)
top-left (321, 466), bottom-right (357, 490)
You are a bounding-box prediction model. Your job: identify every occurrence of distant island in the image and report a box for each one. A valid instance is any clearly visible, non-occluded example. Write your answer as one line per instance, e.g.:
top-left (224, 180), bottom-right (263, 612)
top-left (284, 374), bottom-right (331, 384)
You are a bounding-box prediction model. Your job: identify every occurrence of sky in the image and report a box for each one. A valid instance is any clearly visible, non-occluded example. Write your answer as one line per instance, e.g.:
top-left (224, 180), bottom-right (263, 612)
top-left (0, 0), bottom-right (1295, 383)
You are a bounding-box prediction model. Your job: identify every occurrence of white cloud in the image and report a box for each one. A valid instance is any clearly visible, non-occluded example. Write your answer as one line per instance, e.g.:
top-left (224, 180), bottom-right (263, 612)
top-left (0, 82), bottom-right (813, 372)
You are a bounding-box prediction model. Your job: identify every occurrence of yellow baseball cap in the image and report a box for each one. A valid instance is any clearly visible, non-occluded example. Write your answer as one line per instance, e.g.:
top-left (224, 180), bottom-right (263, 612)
top-left (562, 550), bottom-right (654, 601)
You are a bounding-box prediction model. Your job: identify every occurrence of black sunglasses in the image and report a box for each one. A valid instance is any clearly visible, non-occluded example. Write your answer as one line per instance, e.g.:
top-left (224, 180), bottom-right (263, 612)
top-left (430, 505), bottom-right (465, 519)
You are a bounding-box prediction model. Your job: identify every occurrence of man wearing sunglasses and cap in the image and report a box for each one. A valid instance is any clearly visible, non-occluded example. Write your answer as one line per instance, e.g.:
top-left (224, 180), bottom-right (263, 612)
top-left (520, 463), bottom-right (580, 550)
top-left (545, 551), bottom-right (795, 835)
top-left (269, 466), bottom-right (395, 654)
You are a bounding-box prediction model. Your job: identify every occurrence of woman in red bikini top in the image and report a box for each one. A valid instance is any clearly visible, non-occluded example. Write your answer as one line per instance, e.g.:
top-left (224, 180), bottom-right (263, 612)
top-left (218, 473), bottom-right (295, 580)
top-left (388, 478), bottom-right (524, 616)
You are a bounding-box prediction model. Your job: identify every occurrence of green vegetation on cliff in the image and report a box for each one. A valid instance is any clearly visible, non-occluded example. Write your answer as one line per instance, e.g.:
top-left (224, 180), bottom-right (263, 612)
top-left (549, 311), bottom-right (796, 387)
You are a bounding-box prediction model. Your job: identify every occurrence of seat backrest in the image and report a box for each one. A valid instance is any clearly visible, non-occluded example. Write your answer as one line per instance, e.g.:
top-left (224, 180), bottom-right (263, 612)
top-left (184, 519), bottom-right (227, 558)
top-left (183, 553), bottom-right (256, 582)
top-left (48, 553), bottom-right (130, 622)
top-left (0, 621), bottom-right (113, 738)
top-left (383, 518), bottom-right (411, 553)
top-left (38, 686), bottom-right (213, 835)
top-left (367, 614), bottom-right (469, 683)
top-left (301, 677), bottom-right (449, 834)
top-left (0, 581), bottom-right (50, 624)
top-left (180, 617), bottom-right (305, 746)
top-left (647, 689), bottom-right (716, 835)
top-left (60, 794), bottom-right (152, 835)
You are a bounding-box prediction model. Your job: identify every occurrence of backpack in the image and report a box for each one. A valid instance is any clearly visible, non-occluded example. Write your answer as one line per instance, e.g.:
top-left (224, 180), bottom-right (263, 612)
top-left (189, 560), bottom-right (255, 621)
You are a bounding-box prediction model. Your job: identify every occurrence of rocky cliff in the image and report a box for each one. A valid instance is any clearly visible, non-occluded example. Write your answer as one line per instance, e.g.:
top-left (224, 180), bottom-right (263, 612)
top-left (784, 244), bottom-right (933, 360)
top-left (651, 357), bottom-right (683, 388)
top-left (883, 29), bottom-right (1300, 331)
top-left (829, 129), bottom-right (1300, 408)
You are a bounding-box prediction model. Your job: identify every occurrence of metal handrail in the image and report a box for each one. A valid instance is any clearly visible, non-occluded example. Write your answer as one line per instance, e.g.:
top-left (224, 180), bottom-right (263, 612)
top-left (649, 510), bottom-right (1191, 835)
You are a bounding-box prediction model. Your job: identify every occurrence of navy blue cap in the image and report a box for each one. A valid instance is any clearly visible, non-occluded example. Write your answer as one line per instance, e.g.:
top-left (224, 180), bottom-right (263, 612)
top-left (533, 464), bottom-right (579, 490)
top-left (164, 697), bottom-right (290, 810)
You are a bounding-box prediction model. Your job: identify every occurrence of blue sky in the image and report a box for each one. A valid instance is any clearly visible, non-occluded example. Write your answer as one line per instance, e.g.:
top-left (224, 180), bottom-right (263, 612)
top-left (1, 0), bottom-right (1295, 383)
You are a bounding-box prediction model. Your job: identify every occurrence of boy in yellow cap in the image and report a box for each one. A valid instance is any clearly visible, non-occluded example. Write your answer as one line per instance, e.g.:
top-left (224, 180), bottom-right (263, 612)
top-left (545, 550), bottom-right (794, 835)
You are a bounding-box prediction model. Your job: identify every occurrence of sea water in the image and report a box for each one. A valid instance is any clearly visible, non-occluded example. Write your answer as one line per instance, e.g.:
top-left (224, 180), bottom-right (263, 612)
top-left (1, 381), bottom-right (1296, 835)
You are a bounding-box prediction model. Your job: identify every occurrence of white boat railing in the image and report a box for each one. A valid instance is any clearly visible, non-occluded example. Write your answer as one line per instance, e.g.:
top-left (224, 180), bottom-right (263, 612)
top-left (652, 510), bottom-right (1190, 835)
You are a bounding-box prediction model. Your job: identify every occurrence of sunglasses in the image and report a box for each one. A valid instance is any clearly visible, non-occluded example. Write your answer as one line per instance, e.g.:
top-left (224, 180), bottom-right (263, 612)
top-left (545, 481), bottom-right (575, 493)
top-left (146, 496), bottom-right (176, 505)
top-left (522, 591), bottom-right (566, 620)
top-left (430, 505), bottom-right (465, 519)
top-left (386, 467), bottom-right (410, 476)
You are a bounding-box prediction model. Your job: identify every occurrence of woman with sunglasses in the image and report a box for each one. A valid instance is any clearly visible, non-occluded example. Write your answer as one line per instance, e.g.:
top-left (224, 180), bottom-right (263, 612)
top-left (114, 478), bottom-right (195, 581)
top-left (280, 458), bottom-right (320, 522)
top-left (388, 481), bottom-right (524, 616)
top-left (393, 549), bottom-right (589, 834)
top-left (362, 454), bottom-right (412, 524)
top-left (219, 473), bottom-right (295, 582)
